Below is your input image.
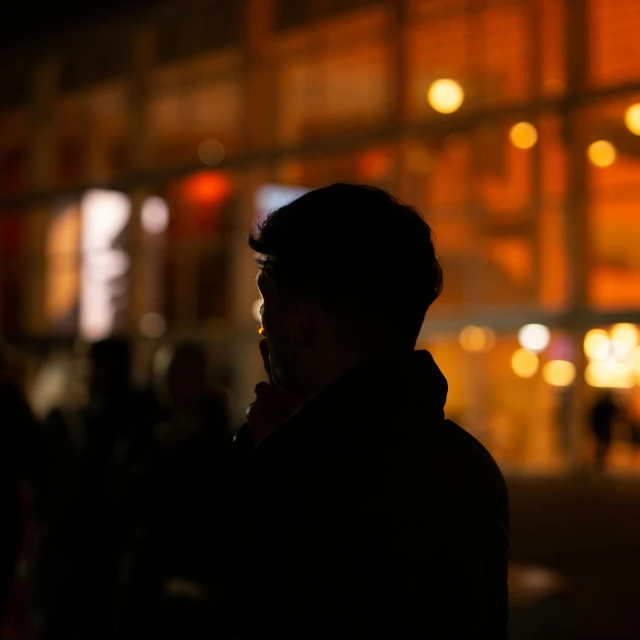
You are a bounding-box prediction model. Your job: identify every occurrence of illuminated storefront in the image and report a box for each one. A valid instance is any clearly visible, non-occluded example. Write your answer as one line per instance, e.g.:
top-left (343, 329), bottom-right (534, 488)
top-left (2, 0), bottom-right (640, 472)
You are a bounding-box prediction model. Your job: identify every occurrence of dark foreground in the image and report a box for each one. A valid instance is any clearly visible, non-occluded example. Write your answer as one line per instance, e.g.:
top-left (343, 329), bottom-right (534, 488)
top-left (509, 474), bottom-right (640, 640)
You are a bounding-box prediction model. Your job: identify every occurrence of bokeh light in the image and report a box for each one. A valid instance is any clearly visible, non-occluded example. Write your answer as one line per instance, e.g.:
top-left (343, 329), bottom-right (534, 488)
top-left (198, 138), bottom-right (226, 166)
top-left (624, 104), bottom-right (640, 136)
top-left (459, 325), bottom-right (495, 353)
top-left (588, 140), bottom-right (616, 167)
top-left (141, 196), bottom-right (169, 235)
top-left (630, 346), bottom-right (640, 373)
top-left (517, 324), bottom-right (550, 353)
top-left (511, 348), bottom-right (539, 378)
top-left (585, 361), bottom-right (635, 389)
top-left (542, 360), bottom-right (576, 387)
top-left (139, 312), bottom-right (167, 338)
top-left (584, 329), bottom-right (611, 361)
top-left (509, 122), bottom-right (538, 149)
top-left (427, 79), bottom-right (464, 114)
top-left (610, 323), bottom-right (639, 359)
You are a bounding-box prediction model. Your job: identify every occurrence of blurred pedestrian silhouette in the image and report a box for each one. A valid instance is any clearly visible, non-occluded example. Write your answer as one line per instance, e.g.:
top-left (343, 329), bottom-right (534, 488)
top-left (0, 346), bottom-right (42, 637)
top-left (34, 338), bottom-right (157, 640)
top-left (589, 390), bottom-right (619, 474)
top-left (218, 184), bottom-right (509, 638)
top-left (139, 342), bottom-right (232, 639)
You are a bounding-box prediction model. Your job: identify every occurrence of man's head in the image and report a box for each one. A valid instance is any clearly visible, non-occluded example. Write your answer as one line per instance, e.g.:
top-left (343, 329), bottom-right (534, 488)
top-left (250, 184), bottom-right (442, 396)
top-left (153, 342), bottom-right (208, 406)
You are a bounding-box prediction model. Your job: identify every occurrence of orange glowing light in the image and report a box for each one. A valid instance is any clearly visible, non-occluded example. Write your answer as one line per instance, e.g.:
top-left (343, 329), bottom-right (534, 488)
top-left (258, 326), bottom-right (264, 335)
top-left (182, 171), bottom-right (230, 206)
top-left (358, 151), bottom-right (390, 182)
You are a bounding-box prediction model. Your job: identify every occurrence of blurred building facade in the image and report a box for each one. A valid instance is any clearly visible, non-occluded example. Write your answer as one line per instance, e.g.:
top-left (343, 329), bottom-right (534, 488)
top-left (2, 0), bottom-right (640, 473)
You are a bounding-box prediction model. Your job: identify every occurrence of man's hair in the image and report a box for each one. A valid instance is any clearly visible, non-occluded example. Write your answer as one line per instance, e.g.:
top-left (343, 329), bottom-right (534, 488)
top-left (249, 183), bottom-right (442, 348)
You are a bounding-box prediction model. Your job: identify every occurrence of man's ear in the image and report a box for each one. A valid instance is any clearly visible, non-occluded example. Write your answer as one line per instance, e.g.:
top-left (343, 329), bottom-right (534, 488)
top-left (292, 298), bottom-right (316, 348)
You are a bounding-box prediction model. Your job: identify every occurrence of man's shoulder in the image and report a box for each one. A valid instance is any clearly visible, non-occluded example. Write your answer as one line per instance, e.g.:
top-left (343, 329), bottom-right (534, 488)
top-left (427, 418), bottom-right (509, 505)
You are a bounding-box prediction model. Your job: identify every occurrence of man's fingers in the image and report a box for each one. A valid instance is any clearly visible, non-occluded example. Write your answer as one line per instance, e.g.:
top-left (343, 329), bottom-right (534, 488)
top-left (259, 338), bottom-right (273, 383)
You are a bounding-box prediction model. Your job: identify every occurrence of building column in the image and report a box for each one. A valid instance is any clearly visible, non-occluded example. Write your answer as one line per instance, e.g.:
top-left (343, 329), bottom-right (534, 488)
top-left (23, 58), bottom-right (60, 337)
top-left (126, 27), bottom-right (156, 381)
top-left (563, 0), bottom-right (590, 471)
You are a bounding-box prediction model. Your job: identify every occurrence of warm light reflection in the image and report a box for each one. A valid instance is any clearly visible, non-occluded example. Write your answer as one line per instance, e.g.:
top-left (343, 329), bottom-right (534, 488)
top-left (588, 140), bottom-right (616, 167)
top-left (542, 360), bottom-right (576, 387)
top-left (517, 324), bottom-right (550, 353)
top-left (46, 203), bottom-right (80, 324)
top-left (459, 325), bottom-right (495, 353)
top-left (610, 323), bottom-right (639, 359)
top-left (427, 79), bottom-right (464, 114)
top-left (624, 104), bottom-right (640, 136)
top-left (510, 122), bottom-right (538, 149)
top-left (584, 329), bottom-right (611, 361)
top-left (252, 298), bottom-right (263, 323)
top-left (511, 348), bottom-right (539, 378)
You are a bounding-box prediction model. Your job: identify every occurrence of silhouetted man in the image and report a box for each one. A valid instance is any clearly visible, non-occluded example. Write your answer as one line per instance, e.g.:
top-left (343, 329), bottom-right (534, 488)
top-left (36, 338), bottom-right (157, 640)
top-left (220, 184), bottom-right (509, 638)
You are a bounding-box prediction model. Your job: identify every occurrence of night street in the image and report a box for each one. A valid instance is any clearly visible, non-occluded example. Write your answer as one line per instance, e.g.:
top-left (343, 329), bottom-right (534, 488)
top-left (509, 475), bottom-right (640, 639)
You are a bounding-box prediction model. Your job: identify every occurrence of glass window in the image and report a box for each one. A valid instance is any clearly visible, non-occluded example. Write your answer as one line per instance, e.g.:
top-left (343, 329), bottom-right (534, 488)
top-left (407, 0), bottom-right (534, 121)
top-left (45, 200), bottom-right (81, 335)
top-left (276, 38), bottom-right (389, 144)
top-left (400, 122), bottom-right (554, 309)
top-left (86, 83), bottom-right (128, 182)
top-left (0, 108), bottom-right (27, 197)
top-left (584, 96), bottom-right (640, 309)
top-left (420, 329), bottom-right (568, 473)
top-left (589, 0), bottom-right (640, 87)
top-left (539, 0), bottom-right (566, 97)
top-left (273, 147), bottom-right (395, 191)
top-left (0, 214), bottom-right (25, 336)
top-left (158, 170), bottom-right (236, 331)
top-left (155, 3), bottom-right (242, 64)
top-left (146, 63), bottom-right (242, 171)
top-left (54, 94), bottom-right (88, 188)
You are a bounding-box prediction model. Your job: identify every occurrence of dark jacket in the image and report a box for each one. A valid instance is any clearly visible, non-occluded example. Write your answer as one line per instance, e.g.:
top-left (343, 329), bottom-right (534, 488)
top-left (220, 350), bottom-right (509, 638)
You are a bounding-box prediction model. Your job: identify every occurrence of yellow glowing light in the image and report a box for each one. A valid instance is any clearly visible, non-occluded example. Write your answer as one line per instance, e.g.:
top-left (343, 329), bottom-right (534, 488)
top-left (542, 360), bottom-right (576, 387)
top-left (610, 323), bottom-right (639, 359)
top-left (585, 361), bottom-right (635, 389)
top-left (428, 79), bottom-right (464, 114)
top-left (584, 329), bottom-right (611, 361)
top-left (511, 348), bottom-right (539, 378)
top-left (588, 140), bottom-right (616, 167)
top-left (624, 104), bottom-right (640, 136)
top-left (517, 324), bottom-right (550, 353)
top-left (630, 346), bottom-right (640, 373)
top-left (510, 122), bottom-right (538, 149)
top-left (459, 325), bottom-right (495, 353)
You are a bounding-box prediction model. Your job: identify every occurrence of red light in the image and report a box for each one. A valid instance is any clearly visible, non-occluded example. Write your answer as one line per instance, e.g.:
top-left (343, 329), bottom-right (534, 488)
top-left (182, 171), bottom-right (230, 205)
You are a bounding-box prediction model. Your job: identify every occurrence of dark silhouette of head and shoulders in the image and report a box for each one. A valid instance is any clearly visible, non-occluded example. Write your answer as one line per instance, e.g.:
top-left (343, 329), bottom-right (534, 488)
top-left (222, 183), bottom-right (509, 639)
